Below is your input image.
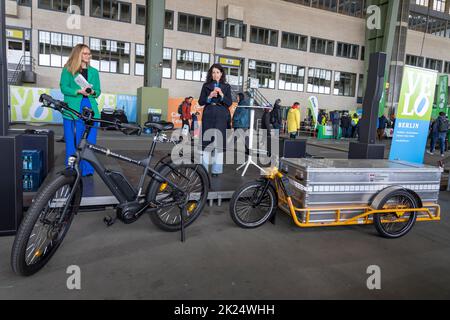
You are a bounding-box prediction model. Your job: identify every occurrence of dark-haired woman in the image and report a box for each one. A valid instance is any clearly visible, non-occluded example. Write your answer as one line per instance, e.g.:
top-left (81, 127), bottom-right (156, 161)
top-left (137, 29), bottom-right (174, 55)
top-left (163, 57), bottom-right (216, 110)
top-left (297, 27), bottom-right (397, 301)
top-left (198, 64), bottom-right (233, 177)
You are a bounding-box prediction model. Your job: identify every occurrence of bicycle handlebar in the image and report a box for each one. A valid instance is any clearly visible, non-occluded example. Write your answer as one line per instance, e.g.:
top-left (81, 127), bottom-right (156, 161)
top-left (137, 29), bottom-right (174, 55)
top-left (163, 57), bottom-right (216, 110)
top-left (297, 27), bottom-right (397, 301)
top-left (39, 94), bottom-right (142, 136)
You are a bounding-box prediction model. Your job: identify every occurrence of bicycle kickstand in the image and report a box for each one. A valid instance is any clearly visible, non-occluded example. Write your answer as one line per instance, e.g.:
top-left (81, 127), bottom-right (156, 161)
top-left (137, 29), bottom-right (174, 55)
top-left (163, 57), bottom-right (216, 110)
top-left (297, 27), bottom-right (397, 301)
top-left (180, 208), bottom-right (185, 243)
top-left (269, 211), bottom-right (277, 225)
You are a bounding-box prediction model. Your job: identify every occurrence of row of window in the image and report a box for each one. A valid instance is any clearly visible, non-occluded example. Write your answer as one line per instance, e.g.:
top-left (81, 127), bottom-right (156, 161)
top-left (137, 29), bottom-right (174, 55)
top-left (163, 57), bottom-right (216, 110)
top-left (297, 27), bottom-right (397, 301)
top-left (33, 0), bottom-right (366, 21)
top-left (409, 12), bottom-right (450, 39)
top-left (29, 1), bottom-right (450, 44)
top-left (406, 54), bottom-right (450, 74)
top-left (282, 0), bottom-right (366, 18)
top-left (30, 0), bottom-right (366, 19)
top-left (248, 60), bottom-right (357, 96)
top-left (33, 1), bottom-right (364, 60)
top-left (37, 30), bottom-right (359, 97)
top-left (414, 0), bottom-right (450, 14)
top-left (249, 27), bottom-right (363, 60)
top-left (36, 0), bottom-right (174, 26)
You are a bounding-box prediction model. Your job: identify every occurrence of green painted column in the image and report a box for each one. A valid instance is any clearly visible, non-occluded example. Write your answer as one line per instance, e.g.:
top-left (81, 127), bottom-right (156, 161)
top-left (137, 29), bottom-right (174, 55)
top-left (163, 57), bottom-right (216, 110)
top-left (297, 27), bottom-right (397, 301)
top-left (364, 0), bottom-right (400, 116)
top-left (137, 87), bottom-right (169, 127)
top-left (137, 0), bottom-right (169, 127)
top-left (144, 0), bottom-right (165, 88)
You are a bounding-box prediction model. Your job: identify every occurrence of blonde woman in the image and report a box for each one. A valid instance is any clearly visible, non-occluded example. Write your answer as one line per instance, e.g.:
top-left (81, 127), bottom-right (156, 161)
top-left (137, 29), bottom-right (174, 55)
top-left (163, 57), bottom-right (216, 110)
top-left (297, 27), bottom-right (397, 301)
top-left (59, 44), bottom-right (101, 176)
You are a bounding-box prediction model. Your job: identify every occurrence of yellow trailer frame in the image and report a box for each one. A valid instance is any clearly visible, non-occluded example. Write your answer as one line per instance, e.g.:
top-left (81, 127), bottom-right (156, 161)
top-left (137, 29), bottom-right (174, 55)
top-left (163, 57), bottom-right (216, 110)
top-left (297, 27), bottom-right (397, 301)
top-left (266, 167), bottom-right (441, 228)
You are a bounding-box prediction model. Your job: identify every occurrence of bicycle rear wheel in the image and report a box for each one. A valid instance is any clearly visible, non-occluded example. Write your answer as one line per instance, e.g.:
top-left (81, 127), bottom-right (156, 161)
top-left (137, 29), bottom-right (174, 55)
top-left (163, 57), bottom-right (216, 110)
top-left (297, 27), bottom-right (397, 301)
top-left (230, 180), bottom-right (277, 228)
top-left (147, 164), bottom-right (208, 232)
top-left (373, 190), bottom-right (418, 239)
top-left (11, 174), bottom-right (82, 276)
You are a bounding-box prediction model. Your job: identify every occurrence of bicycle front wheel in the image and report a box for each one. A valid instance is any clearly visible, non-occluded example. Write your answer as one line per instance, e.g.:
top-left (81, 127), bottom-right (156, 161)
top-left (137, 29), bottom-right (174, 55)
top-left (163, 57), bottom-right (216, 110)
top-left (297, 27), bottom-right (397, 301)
top-left (11, 173), bottom-right (82, 276)
top-left (147, 164), bottom-right (209, 232)
top-left (230, 180), bottom-right (277, 228)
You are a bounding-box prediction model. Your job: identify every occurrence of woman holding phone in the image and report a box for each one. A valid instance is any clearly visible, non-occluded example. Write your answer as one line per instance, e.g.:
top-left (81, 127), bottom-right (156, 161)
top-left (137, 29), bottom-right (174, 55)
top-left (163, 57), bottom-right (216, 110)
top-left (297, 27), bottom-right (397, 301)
top-left (198, 64), bottom-right (233, 177)
top-left (59, 43), bottom-right (101, 176)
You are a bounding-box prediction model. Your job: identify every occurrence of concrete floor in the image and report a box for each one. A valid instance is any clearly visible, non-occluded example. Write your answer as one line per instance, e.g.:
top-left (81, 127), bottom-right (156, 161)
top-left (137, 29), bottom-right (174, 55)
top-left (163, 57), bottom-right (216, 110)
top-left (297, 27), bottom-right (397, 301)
top-left (1, 124), bottom-right (450, 299)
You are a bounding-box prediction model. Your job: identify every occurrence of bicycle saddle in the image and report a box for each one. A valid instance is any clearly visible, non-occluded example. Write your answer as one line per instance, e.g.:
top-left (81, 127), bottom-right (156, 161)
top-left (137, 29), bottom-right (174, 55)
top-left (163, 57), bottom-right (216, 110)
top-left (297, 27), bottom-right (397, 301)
top-left (144, 121), bottom-right (174, 131)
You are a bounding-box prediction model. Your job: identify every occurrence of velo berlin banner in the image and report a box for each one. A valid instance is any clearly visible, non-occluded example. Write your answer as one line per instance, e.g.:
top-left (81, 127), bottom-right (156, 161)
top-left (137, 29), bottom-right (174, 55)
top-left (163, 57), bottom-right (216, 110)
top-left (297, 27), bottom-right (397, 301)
top-left (389, 66), bottom-right (437, 164)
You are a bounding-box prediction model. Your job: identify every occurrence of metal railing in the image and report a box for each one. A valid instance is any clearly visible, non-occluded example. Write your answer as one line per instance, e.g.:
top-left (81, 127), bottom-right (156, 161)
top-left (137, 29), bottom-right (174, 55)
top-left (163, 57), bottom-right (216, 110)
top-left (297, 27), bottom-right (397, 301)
top-left (8, 55), bottom-right (36, 85)
top-left (244, 78), bottom-right (272, 108)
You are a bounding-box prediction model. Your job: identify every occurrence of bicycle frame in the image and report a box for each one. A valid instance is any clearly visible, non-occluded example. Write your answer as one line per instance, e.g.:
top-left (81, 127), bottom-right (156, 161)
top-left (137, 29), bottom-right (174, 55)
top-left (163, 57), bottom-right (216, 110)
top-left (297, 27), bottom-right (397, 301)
top-left (69, 120), bottom-right (189, 208)
top-left (36, 94), bottom-right (205, 243)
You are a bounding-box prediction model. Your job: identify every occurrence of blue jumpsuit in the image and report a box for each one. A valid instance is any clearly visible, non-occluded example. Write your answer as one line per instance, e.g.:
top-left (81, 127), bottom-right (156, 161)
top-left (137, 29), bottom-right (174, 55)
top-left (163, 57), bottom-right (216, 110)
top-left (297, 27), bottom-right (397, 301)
top-left (63, 96), bottom-right (98, 176)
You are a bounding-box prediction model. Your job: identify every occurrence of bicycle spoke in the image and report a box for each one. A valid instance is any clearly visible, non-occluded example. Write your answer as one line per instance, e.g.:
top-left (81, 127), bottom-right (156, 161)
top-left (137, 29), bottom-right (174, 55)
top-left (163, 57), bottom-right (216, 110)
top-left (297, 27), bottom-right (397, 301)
top-left (24, 184), bottom-right (74, 266)
top-left (155, 167), bottom-right (206, 226)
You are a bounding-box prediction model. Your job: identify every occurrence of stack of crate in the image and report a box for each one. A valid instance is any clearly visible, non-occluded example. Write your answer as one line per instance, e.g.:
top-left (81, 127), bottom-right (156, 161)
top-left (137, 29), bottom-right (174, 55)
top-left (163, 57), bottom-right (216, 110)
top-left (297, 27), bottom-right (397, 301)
top-left (22, 150), bottom-right (43, 192)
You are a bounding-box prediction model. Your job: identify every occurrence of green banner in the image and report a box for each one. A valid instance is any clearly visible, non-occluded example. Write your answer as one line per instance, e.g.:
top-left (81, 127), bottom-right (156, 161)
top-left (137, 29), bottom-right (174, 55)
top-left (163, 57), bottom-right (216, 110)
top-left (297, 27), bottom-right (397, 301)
top-left (437, 75), bottom-right (448, 111)
top-left (378, 80), bottom-right (387, 117)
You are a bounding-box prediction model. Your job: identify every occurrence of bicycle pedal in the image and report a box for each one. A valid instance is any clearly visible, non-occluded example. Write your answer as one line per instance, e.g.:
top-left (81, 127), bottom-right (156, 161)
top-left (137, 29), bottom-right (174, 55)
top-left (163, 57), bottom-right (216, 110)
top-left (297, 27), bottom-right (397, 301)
top-left (148, 201), bottom-right (159, 208)
top-left (103, 215), bottom-right (116, 227)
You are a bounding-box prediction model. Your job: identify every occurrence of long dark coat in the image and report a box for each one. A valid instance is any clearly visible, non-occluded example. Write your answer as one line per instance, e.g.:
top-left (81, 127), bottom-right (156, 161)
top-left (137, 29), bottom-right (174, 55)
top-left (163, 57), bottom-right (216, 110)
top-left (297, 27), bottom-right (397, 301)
top-left (198, 81), bottom-right (233, 150)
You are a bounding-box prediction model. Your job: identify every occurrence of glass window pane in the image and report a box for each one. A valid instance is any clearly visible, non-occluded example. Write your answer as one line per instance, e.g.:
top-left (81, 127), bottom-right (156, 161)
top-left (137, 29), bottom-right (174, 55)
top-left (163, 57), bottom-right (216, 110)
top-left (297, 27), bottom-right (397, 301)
top-left (307, 67), bottom-right (332, 94)
top-left (202, 18), bottom-right (211, 35)
top-left (136, 6), bottom-right (146, 25)
top-left (163, 48), bottom-right (172, 60)
top-left (179, 14), bottom-right (188, 31)
top-left (51, 33), bottom-right (61, 46)
top-left (165, 11), bottom-right (174, 29)
top-left (119, 3), bottom-right (131, 22)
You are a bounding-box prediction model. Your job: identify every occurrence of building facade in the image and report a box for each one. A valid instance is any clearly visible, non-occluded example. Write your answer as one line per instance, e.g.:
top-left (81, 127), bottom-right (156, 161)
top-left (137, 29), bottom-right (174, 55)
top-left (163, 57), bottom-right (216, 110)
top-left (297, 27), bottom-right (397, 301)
top-left (5, 0), bottom-right (450, 118)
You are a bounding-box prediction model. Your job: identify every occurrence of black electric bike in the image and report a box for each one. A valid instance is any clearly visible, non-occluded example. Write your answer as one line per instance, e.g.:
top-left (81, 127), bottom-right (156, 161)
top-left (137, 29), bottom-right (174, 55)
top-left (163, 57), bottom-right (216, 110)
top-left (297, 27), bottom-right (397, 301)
top-left (11, 94), bottom-right (209, 276)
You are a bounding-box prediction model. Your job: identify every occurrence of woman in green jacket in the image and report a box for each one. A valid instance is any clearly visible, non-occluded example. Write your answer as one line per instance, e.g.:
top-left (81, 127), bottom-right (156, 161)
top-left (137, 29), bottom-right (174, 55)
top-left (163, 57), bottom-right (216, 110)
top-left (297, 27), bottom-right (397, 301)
top-left (60, 43), bottom-right (101, 176)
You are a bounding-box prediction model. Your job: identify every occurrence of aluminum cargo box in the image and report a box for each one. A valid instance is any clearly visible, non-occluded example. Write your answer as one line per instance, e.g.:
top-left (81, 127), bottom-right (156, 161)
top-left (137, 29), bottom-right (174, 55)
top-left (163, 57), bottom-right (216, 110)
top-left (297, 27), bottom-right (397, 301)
top-left (279, 158), bottom-right (442, 209)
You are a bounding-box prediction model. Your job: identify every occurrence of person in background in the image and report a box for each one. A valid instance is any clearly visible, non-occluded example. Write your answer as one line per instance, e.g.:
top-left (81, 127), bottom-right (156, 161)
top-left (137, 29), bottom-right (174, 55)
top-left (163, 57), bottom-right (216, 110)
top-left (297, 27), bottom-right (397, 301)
top-left (317, 111), bottom-right (325, 126)
top-left (434, 112), bottom-right (449, 157)
top-left (340, 112), bottom-right (351, 138)
top-left (287, 102), bottom-right (301, 139)
top-left (270, 99), bottom-right (282, 130)
top-left (355, 115), bottom-right (361, 139)
top-left (427, 118), bottom-right (439, 156)
top-left (261, 107), bottom-right (272, 131)
top-left (232, 92), bottom-right (250, 130)
top-left (390, 114), bottom-right (396, 129)
top-left (261, 106), bottom-right (273, 157)
top-left (351, 113), bottom-right (359, 138)
top-left (232, 92), bottom-right (251, 157)
top-left (181, 96), bottom-right (193, 130)
top-left (60, 43), bottom-right (101, 177)
top-left (191, 111), bottom-right (201, 138)
top-left (198, 63), bottom-right (233, 177)
top-left (377, 114), bottom-right (388, 141)
top-left (321, 113), bottom-right (328, 126)
top-left (331, 110), bottom-right (341, 140)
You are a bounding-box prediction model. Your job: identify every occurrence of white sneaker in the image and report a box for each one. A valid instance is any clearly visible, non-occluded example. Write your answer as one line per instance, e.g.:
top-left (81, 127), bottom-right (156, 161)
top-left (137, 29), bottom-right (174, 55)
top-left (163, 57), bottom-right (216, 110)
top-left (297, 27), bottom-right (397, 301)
top-left (427, 151), bottom-right (434, 155)
top-left (441, 154), bottom-right (445, 157)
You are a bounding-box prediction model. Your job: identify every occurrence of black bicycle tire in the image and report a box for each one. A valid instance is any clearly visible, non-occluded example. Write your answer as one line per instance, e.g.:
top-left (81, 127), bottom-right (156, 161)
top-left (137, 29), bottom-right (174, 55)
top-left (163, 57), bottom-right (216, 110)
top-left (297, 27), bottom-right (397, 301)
top-left (11, 174), bottom-right (82, 276)
top-left (147, 163), bottom-right (209, 232)
top-left (373, 189), bottom-right (418, 239)
top-left (229, 180), bottom-right (276, 229)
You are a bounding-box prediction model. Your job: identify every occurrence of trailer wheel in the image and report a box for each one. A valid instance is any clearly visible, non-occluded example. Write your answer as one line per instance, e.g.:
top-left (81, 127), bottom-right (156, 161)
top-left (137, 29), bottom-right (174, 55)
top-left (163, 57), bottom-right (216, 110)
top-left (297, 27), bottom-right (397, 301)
top-left (372, 189), bottom-right (418, 239)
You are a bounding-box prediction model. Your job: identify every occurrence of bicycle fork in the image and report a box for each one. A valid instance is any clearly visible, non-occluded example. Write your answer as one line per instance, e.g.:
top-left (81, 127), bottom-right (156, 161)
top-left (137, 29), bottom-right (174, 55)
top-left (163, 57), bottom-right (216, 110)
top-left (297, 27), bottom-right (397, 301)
top-left (56, 166), bottom-right (82, 227)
